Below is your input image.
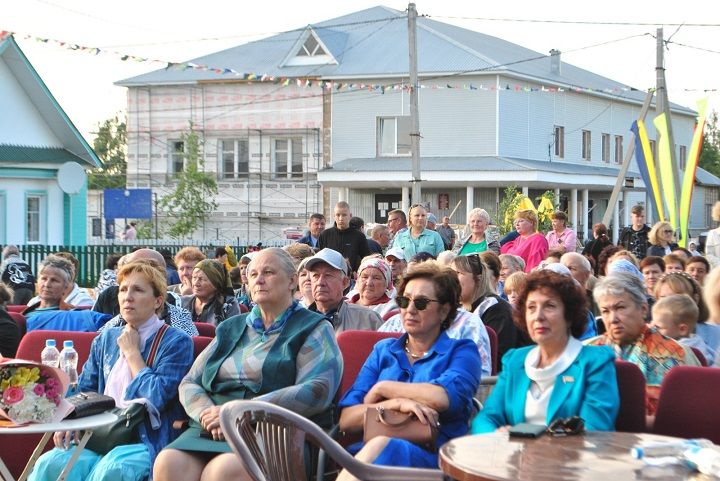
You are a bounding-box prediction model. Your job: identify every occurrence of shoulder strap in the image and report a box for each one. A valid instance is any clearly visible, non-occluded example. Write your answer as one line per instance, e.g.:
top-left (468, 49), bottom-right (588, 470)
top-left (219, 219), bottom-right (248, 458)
top-left (146, 323), bottom-right (170, 368)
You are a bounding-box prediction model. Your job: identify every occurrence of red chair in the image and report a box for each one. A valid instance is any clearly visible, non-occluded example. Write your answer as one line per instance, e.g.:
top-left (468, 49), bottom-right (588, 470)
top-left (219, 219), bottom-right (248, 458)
top-left (238, 304), bottom-right (249, 313)
top-left (192, 336), bottom-right (213, 359)
top-left (8, 311), bottom-right (26, 336)
top-left (614, 361), bottom-right (647, 433)
top-left (382, 308), bottom-right (400, 322)
top-left (485, 326), bottom-right (498, 375)
top-left (653, 366), bottom-right (720, 443)
top-left (7, 304), bottom-right (26, 313)
top-left (193, 322), bottom-right (216, 338)
top-left (4, 330), bottom-right (99, 479)
top-left (690, 347), bottom-right (708, 367)
top-left (336, 330), bottom-right (402, 399)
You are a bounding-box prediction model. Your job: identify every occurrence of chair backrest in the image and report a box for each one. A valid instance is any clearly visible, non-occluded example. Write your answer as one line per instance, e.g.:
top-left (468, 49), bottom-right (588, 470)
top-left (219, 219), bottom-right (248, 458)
top-left (192, 336), bottom-right (213, 360)
top-left (8, 311), bottom-right (26, 336)
top-left (16, 330), bottom-right (98, 374)
top-left (485, 325), bottom-right (498, 375)
top-left (238, 303), bottom-right (249, 313)
top-left (220, 399), bottom-right (444, 481)
top-left (382, 308), bottom-right (400, 321)
top-left (6, 304), bottom-right (26, 313)
top-left (193, 322), bottom-right (216, 337)
top-left (653, 366), bottom-right (720, 443)
top-left (336, 330), bottom-right (401, 399)
top-left (613, 361), bottom-right (647, 433)
top-left (690, 347), bottom-right (708, 367)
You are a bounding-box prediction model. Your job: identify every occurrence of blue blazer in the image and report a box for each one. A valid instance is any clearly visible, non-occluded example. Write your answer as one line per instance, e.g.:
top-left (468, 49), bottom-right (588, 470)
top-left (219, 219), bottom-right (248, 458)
top-left (471, 344), bottom-right (619, 433)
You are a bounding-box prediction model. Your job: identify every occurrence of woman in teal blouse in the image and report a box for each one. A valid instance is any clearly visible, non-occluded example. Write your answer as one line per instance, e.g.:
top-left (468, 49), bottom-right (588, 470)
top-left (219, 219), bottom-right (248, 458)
top-left (471, 270), bottom-right (619, 433)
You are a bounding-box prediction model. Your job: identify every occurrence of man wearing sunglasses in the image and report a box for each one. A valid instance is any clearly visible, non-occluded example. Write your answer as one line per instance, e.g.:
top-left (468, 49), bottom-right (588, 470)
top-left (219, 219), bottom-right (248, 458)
top-left (306, 248), bottom-right (382, 333)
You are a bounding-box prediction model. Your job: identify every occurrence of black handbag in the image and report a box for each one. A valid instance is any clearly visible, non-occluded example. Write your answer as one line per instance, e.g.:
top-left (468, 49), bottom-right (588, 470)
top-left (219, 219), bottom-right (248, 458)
top-left (65, 392), bottom-right (116, 419)
top-left (82, 324), bottom-right (170, 455)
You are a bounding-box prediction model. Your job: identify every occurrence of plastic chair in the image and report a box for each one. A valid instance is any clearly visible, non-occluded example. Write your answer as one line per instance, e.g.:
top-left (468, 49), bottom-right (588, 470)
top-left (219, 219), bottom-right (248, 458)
top-left (192, 336), bottom-right (213, 359)
top-left (220, 400), bottom-right (444, 481)
top-left (6, 304), bottom-right (26, 313)
top-left (336, 330), bottom-right (401, 399)
top-left (8, 311), bottom-right (26, 336)
top-left (690, 347), bottom-right (708, 367)
top-left (193, 322), bottom-right (216, 338)
top-left (485, 325), bottom-right (498, 375)
top-left (613, 361), bottom-right (647, 433)
top-left (382, 308), bottom-right (399, 321)
top-left (653, 366), bottom-right (720, 443)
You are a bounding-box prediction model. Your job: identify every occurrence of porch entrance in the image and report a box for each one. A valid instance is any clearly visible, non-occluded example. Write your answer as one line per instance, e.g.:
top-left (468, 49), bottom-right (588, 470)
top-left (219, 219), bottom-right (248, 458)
top-left (374, 194), bottom-right (402, 224)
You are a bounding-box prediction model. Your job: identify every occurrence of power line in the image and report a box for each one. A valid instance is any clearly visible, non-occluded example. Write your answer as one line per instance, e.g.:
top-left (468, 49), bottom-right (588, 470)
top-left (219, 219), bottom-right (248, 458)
top-left (427, 14), bottom-right (720, 28)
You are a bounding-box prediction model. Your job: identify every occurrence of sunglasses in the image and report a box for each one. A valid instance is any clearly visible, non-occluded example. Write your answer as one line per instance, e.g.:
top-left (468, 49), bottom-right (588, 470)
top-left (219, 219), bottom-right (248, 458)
top-left (663, 230), bottom-right (674, 234)
top-left (465, 253), bottom-right (484, 276)
top-left (396, 296), bottom-right (440, 311)
top-left (547, 416), bottom-right (585, 436)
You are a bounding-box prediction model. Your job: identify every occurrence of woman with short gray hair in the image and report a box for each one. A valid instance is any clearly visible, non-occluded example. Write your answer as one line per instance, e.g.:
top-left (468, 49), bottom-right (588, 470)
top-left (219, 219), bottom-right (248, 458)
top-left (23, 255), bottom-right (75, 314)
top-left (456, 208), bottom-right (499, 255)
top-left (588, 272), bottom-right (700, 415)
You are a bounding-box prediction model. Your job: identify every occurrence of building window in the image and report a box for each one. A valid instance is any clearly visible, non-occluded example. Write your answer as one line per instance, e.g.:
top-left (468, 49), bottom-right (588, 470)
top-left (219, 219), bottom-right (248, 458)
top-left (26, 194), bottom-right (43, 243)
top-left (298, 34), bottom-right (328, 57)
top-left (170, 140), bottom-right (185, 173)
top-left (649, 140), bottom-right (657, 161)
top-left (221, 139), bottom-right (249, 179)
top-left (273, 138), bottom-right (303, 179)
top-left (679, 145), bottom-right (687, 170)
top-left (378, 117), bottom-right (412, 156)
top-left (554, 126), bottom-right (565, 158)
top-left (614, 135), bottom-right (623, 164)
top-left (601, 133), bottom-right (610, 163)
top-left (582, 130), bottom-right (592, 161)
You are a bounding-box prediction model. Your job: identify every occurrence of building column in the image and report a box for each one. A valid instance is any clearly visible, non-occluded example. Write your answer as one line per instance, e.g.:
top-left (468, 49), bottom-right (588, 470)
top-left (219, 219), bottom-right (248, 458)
top-left (622, 191), bottom-right (630, 227)
top-left (466, 186), bottom-right (474, 221)
top-left (522, 186), bottom-right (529, 197)
top-left (612, 196), bottom-right (620, 243)
top-left (646, 193), bottom-right (654, 224)
top-left (554, 188), bottom-right (561, 206)
top-left (570, 189), bottom-right (578, 240)
top-left (401, 187), bottom-right (410, 213)
top-left (581, 189), bottom-right (589, 242)
top-left (338, 188), bottom-right (348, 202)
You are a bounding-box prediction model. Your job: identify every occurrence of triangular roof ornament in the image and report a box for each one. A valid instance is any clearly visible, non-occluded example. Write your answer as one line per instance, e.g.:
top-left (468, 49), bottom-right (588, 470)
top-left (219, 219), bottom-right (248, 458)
top-left (281, 26), bottom-right (337, 67)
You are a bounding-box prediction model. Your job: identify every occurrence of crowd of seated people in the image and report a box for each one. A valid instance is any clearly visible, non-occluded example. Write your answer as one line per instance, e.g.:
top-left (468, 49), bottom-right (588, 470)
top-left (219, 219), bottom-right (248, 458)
top-left (2, 199), bottom-right (720, 479)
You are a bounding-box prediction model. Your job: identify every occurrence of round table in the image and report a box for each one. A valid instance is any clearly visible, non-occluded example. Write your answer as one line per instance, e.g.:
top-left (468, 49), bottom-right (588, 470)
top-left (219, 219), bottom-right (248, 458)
top-left (439, 431), bottom-right (716, 481)
top-left (0, 412), bottom-right (117, 481)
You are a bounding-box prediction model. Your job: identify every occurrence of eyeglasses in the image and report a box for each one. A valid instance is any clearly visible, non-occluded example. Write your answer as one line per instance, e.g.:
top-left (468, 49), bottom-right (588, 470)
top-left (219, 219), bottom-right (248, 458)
top-left (465, 253), bottom-right (484, 276)
top-left (547, 416), bottom-right (585, 436)
top-left (663, 229), bottom-right (674, 234)
top-left (396, 296), bottom-right (440, 311)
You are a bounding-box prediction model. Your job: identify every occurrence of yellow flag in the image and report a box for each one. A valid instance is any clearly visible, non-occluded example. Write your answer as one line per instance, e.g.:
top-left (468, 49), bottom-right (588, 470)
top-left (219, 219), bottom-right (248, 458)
top-left (637, 120), bottom-right (664, 222)
top-left (653, 113), bottom-right (677, 230)
top-left (678, 98), bottom-right (708, 247)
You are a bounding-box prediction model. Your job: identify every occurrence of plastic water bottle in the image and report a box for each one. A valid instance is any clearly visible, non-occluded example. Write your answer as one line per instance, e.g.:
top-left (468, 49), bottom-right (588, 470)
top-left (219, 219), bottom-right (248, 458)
top-left (684, 446), bottom-right (720, 475)
top-left (631, 439), bottom-right (714, 459)
top-left (40, 339), bottom-right (60, 368)
top-left (59, 340), bottom-right (79, 393)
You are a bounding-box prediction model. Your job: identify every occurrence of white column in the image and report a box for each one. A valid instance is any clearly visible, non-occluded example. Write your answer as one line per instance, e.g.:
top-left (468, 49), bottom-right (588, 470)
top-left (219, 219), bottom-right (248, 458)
top-left (522, 186), bottom-right (529, 196)
top-left (622, 191), bottom-right (630, 227)
top-left (612, 198), bottom-right (620, 243)
top-left (582, 189), bottom-right (589, 242)
top-left (554, 188), bottom-right (561, 206)
top-left (401, 187), bottom-right (410, 213)
top-left (466, 186), bottom-right (474, 221)
top-left (570, 189), bottom-right (578, 240)
top-left (646, 193), bottom-right (654, 224)
top-left (338, 188), bottom-right (347, 202)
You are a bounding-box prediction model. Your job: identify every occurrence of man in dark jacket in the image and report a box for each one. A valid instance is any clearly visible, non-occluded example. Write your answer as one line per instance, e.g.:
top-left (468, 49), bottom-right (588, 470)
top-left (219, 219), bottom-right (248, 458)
top-left (318, 201), bottom-right (370, 274)
top-left (618, 204), bottom-right (651, 260)
top-left (297, 213), bottom-right (326, 249)
top-left (0, 245), bottom-right (35, 305)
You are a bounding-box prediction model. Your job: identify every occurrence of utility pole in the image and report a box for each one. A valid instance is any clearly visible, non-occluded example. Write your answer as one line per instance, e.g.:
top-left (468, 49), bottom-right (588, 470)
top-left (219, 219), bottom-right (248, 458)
top-left (408, 3), bottom-right (422, 203)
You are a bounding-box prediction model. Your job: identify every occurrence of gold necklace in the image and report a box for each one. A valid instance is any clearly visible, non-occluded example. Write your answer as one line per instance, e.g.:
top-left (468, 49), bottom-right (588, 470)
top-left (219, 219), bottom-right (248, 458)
top-left (404, 338), bottom-right (427, 359)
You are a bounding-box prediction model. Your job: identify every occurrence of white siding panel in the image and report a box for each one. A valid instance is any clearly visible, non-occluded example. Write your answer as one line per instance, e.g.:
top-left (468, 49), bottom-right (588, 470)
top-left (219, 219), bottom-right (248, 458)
top-left (689, 187), bottom-right (706, 230)
top-left (497, 89), bottom-right (529, 158)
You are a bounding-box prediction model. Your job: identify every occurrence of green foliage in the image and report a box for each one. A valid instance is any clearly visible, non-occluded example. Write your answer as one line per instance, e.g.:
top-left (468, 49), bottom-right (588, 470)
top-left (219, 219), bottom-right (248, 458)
top-left (495, 186), bottom-right (522, 235)
top-left (133, 220), bottom-right (155, 239)
top-left (88, 114), bottom-right (127, 189)
top-left (158, 124), bottom-right (218, 238)
top-left (699, 110), bottom-right (720, 178)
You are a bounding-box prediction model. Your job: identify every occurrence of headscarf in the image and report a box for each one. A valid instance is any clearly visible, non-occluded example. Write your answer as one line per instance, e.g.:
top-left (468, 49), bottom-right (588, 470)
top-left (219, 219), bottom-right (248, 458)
top-left (607, 259), bottom-right (644, 282)
top-left (357, 257), bottom-right (393, 296)
top-left (193, 259), bottom-right (234, 297)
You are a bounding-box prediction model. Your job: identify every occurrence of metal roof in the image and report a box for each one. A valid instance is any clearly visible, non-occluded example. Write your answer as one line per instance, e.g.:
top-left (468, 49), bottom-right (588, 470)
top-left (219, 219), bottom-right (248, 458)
top-left (115, 6), bottom-right (693, 115)
top-left (0, 144), bottom-right (88, 164)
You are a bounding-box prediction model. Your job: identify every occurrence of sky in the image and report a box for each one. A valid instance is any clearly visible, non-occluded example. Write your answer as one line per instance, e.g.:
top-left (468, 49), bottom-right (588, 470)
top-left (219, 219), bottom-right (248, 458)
top-left (3, 0), bottom-right (719, 142)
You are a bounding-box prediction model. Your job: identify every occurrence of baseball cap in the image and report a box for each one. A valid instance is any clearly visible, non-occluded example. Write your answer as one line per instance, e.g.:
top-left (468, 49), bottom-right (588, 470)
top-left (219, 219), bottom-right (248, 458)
top-left (304, 248), bottom-right (349, 276)
top-left (384, 247), bottom-right (406, 261)
top-left (427, 213), bottom-right (438, 224)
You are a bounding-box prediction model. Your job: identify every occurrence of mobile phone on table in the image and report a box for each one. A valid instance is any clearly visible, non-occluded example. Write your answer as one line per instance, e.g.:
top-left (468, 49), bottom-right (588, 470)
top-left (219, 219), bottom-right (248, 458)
top-left (508, 423), bottom-right (547, 438)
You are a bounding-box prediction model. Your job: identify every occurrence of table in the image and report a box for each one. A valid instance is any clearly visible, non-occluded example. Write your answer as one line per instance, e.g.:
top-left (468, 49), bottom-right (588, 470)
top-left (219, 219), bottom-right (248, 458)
top-left (0, 412), bottom-right (117, 481)
top-left (439, 431), bottom-right (719, 481)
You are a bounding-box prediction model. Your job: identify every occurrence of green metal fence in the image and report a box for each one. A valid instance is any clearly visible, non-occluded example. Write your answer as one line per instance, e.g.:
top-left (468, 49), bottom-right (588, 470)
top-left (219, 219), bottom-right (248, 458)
top-left (17, 243), bottom-right (263, 288)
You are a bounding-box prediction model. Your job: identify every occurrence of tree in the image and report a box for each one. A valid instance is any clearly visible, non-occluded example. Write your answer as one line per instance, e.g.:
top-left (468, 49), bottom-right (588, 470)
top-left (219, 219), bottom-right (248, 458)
top-left (699, 110), bottom-right (720, 178)
top-left (89, 114), bottom-right (127, 189)
top-left (158, 123), bottom-right (218, 238)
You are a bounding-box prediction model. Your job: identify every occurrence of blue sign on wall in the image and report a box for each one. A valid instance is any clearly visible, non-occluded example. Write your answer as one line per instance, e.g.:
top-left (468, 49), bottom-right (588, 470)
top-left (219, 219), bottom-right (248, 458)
top-left (104, 189), bottom-right (152, 219)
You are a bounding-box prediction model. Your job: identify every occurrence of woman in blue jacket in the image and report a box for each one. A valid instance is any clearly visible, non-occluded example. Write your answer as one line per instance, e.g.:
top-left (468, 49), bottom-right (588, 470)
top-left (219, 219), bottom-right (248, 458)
top-left (471, 270), bottom-right (619, 433)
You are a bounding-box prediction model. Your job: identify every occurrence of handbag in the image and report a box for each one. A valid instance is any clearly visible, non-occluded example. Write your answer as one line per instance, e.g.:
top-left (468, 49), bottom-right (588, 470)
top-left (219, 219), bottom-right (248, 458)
top-left (65, 392), bottom-right (116, 419)
top-left (363, 406), bottom-right (439, 451)
top-left (83, 324), bottom-right (170, 455)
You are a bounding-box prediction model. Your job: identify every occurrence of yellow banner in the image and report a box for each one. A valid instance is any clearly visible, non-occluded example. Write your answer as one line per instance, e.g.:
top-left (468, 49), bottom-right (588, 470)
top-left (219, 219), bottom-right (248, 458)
top-left (679, 98), bottom-right (708, 247)
top-left (653, 113), bottom-right (677, 229)
top-left (637, 119), bottom-right (664, 222)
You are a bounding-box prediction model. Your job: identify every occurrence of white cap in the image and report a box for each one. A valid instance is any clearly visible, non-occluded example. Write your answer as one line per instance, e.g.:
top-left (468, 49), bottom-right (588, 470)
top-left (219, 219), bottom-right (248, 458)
top-left (385, 247), bottom-right (406, 261)
top-left (304, 248), bottom-right (349, 276)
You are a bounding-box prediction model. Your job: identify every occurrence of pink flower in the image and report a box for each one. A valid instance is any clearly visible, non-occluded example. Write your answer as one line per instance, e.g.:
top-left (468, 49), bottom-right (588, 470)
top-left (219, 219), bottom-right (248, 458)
top-left (3, 386), bottom-right (24, 404)
top-left (33, 384), bottom-right (45, 396)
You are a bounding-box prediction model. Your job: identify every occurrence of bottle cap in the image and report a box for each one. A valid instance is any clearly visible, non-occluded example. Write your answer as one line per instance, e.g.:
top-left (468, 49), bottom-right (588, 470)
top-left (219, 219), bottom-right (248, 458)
top-left (45, 339), bottom-right (56, 347)
top-left (63, 340), bottom-right (74, 348)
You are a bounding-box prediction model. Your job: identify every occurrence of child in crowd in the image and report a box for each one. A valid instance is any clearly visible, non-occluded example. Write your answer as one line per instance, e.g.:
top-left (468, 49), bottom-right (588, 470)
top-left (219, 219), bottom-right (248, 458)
top-left (503, 271), bottom-right (526, 311)
top-left (651, 294), bottom-right (715, 365)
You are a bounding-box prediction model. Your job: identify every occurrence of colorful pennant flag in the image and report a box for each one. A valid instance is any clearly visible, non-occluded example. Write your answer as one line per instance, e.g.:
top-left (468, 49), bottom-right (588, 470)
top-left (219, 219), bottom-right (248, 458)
top-left (678, 98), bottom-right (708, 247)
top-left (653, 113), bottom-right (678, 230)
top-left (631, 120), bottom-right (664, 221)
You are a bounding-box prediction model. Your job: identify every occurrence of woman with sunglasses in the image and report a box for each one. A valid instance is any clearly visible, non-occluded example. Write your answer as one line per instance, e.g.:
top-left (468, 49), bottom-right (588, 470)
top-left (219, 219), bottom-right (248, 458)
top-left (647, 222), bottom-right (679, 257)
top-left (337, 261), bottom-right (481, 478)
top-left (451, 253), bottom-right (519, 365)
top-left (471, 270), bottom-right (619, 433)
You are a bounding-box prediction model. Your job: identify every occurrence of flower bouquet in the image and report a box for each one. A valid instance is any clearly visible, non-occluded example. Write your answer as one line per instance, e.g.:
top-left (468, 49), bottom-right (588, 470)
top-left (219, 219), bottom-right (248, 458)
top-left (0, 359), bottom-right (73, 426)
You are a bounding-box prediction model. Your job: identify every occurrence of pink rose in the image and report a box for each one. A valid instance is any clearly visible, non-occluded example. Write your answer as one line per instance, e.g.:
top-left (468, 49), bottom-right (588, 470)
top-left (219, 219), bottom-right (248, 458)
top-left (3, 386), bottom-right (24, 404)
top-left (33, 384), bottom-right (45, 396)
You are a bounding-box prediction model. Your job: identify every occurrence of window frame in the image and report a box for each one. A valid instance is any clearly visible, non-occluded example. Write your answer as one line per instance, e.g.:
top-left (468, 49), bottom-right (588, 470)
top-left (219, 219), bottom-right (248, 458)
top-left (25, 191), bottom-right (46, 244)
top-left (582, 130), bottom-right (592, 161)
top-left (614, 135), bottom-right (623, 164)
top-left (554, 125), bottom-right (565, 158)
top-left (272, 137), bottom-right (304, 180)
top-left (377, 116), bottom-right (412, 157)
top-left (169, 140), bottom-right (185, 174)
top-left (219, 139), bottom-right (250, 180)
top-left (601, 133), bottom-right (610, 163)
top-left (679, 145), bottom-right (687, 170)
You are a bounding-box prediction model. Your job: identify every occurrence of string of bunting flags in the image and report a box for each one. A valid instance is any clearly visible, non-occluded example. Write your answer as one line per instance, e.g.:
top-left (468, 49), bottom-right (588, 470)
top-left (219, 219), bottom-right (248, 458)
top-left (1, 29), bottom-right (717, 96)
